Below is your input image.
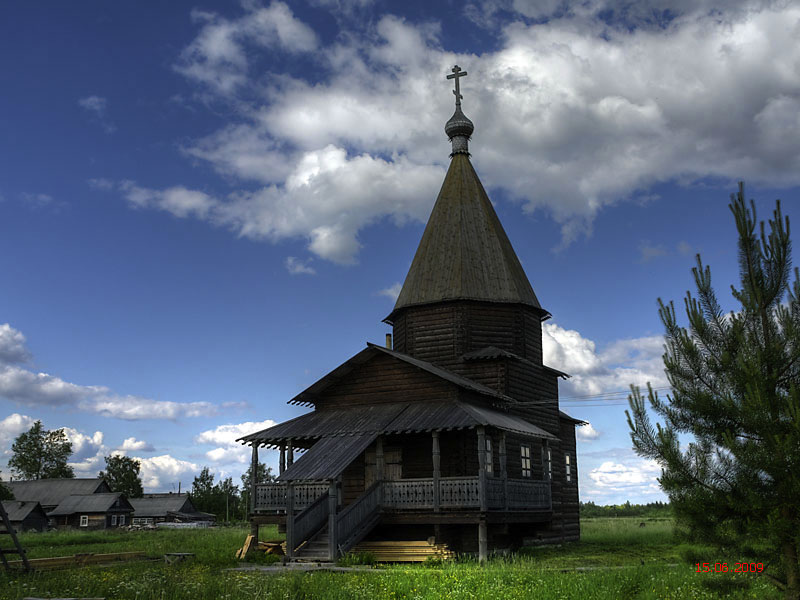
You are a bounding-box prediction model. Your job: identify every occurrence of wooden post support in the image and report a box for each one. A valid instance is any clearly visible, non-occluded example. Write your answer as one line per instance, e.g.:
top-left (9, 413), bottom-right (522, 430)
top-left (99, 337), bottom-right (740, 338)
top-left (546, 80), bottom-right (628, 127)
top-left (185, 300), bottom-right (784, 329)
top-left (499, 432), bottom-right (508, 511)
top-left (375, 436), bottom-right (385, 505)
top-left (328, 479), bottom-right (338, 561)
top-left (477, 426), bottom-right (487, 512)
top-left (285, 483), bottom-right (295, 559)
top-left (250, 444), bottom-right (259, 539)
top-left (287, 439), bottom-right (294, 467)
top-left (478, 520), bottom-right (488, 564)
top-left (432, 431), bottom-right (441, 512)
top-left (279, 444), bottom-right (286, 475)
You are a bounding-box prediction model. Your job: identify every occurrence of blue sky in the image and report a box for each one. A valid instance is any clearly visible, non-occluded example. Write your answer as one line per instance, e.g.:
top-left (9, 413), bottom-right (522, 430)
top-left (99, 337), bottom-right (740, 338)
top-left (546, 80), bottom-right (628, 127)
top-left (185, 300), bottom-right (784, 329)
top-left (2, 0), bottom-right (800, 504)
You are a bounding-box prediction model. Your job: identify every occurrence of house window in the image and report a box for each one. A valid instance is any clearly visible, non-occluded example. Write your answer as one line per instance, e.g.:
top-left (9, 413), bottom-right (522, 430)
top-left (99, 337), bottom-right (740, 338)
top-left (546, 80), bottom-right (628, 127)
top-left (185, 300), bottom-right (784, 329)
top-left (111, 515), bottom-right (117, 526)
top-left (119, 515), bottom-right (125, 525)
top-left (80, 515), bottom-right (88, 527)
top-left (521, 444), bottom-right (531, 478)
top-left (566, 453), bottom-right (572, 482)
top-left (485, 437), bottom-right (493, 474)
top-left (544, 446), bottom-right (552, 481)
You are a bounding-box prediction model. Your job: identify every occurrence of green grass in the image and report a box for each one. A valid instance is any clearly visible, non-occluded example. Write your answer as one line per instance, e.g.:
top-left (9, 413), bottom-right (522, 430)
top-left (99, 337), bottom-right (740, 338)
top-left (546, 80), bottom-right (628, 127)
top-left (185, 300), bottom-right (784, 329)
top-left (0, 519), bottom-right (781, 599)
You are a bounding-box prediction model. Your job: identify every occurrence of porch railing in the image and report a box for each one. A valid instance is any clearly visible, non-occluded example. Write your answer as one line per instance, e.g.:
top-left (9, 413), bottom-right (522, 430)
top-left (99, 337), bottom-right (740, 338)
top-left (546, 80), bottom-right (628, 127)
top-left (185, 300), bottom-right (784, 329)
top-left (254, 482), bottom-right (327, 512)
top-left (254, 477), bottom-right (550, 513)
top-left (289, 491), bottom-right (329, 552)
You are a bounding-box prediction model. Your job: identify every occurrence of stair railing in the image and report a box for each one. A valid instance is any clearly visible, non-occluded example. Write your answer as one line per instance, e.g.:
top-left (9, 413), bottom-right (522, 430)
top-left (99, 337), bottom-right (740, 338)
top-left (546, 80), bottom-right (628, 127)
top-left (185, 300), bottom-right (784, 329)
top-left (289, 491), bottom-right (329, 553)
top-left (336, 481), bottom-right (382, 554)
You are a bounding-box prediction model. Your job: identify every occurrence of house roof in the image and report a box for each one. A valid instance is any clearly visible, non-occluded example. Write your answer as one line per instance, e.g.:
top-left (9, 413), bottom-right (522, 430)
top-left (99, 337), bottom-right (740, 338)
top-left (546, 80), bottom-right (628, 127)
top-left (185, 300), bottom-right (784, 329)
top-left (129, 494), bottom-right (193, 518)
top-left (559, 410), bottom-right (588, 425)
top-left (462, 346), bottom-right (570, 379)
top-left (6, 478), bottom-right (110, 508)
top-left (48, 493), bottom-right (132, 516)
top-left (386, 153), bottom-right (546, 323)
top-left (2, 500), bottom-right (45, 522)
top-left (278, 433), bottom-right (378, 482)
top-left (288, 343), bottom-right (517, 407)
top-left (239, 400), bottom-right (557, 447)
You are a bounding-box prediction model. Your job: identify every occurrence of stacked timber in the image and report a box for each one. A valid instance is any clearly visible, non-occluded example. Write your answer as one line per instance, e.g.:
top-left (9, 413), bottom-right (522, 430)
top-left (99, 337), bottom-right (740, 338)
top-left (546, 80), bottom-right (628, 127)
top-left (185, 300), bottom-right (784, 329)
top-left (351, 540), bottom-right (454, 562)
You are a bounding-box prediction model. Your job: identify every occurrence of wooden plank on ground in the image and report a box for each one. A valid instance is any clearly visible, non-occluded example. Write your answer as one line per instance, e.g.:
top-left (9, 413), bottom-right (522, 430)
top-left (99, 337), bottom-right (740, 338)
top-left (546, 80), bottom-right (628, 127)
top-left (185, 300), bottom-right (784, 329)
top-left (8, 551), bottom-right (146, 571)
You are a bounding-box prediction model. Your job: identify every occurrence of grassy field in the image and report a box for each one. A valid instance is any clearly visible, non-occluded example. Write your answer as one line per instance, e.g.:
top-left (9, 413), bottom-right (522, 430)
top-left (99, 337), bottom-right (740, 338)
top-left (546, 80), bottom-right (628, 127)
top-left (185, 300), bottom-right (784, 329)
top-left (0, 518), bottom-right (780, 599)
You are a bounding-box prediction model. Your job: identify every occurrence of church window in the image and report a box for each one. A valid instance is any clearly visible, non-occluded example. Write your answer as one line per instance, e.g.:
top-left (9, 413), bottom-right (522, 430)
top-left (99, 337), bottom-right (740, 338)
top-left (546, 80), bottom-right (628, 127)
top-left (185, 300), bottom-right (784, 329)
top-left (566, 453), bottom-right (572, 482)
top-left (521, 444), bottom-right (531, 478)
top-left (485, 437), bottom-right (493, 474)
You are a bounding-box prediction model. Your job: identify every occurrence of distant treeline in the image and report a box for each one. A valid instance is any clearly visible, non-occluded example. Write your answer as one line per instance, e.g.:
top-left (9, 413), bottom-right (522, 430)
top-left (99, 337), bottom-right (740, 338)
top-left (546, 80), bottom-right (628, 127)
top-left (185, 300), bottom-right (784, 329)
top-left (580, 500), bottom-right (672, 518)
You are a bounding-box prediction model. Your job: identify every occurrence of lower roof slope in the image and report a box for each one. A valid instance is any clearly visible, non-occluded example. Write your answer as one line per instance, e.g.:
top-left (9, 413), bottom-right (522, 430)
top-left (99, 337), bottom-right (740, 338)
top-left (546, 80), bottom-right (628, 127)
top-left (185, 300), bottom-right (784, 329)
top-left (6, 478), bottom-right (110, 508)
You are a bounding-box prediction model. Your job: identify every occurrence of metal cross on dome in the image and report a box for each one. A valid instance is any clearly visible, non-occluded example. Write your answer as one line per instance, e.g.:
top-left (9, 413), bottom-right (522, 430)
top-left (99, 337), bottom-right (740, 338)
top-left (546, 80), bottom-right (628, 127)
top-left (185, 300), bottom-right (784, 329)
top-left (447, 65), bottom-right (467, 107)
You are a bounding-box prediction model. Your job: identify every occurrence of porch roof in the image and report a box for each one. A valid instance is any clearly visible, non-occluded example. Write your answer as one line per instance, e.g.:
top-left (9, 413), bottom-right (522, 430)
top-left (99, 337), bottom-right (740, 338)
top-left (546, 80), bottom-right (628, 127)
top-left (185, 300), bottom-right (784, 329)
top-left (238, 400), bottom-right (557, 446)
top-left (277, 433), bottom-right (377, 482)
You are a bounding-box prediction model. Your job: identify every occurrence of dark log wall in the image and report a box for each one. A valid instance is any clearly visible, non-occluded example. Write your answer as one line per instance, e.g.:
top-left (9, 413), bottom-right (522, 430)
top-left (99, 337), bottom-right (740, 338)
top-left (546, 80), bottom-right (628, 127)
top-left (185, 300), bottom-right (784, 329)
top-left (504, 363), bottom-right (561, 436)
top-left (559, 418), bottom-right (580, 542)
top-left (315, 354), bottom-right (457, 409)
top-left (392, 301), bottom-right (543, 369)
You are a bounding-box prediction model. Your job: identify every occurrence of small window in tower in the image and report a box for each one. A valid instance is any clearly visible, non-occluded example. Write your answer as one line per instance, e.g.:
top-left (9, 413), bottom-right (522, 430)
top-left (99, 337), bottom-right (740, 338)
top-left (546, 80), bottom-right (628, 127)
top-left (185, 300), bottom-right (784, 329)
top-left (485, 437), bottom-right (493, 474)
top-left (566, 453), bottom-right (572, 482)
top-left (521, 444), bottom-right (531, 478)
top-left (546, 447), bottom-right (552, 481)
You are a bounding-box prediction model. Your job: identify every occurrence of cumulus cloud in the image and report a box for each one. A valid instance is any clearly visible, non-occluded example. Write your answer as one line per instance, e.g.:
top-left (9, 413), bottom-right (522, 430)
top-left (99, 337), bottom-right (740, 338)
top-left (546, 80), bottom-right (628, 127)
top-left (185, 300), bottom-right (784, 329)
top-left (579, 447), bottom-right (666, 503)
top-left (589, 460), bottom-right (662, 491)
top-left (0, 323), bottom-right (220, 420)
top-left (78, 95), bottom-right (116, 133)
top-left (576, 422), bottom-right (600, 441)
top-left (196, 419), bottom-right (277, 465)
top-left (119, 437), bottom-right (155, 452)
top-left (138, 455), bottom-right (199, 490)
top-left (108, 2), bottom-right (800, 265)
top-left (175, 1), bottom-right (317, 95)
top-left (0, 324), bottom-right (31, 365)
top-left (285, 256), bottom-right (316, 275)
top-left (62, 427), bottom-right (104, 461)
top-left (543, 322), bottom-right (666, 397)
top-left (0, 413), bottom-right (35, 456)
top-left (377, 282), bottom-right (402, 301)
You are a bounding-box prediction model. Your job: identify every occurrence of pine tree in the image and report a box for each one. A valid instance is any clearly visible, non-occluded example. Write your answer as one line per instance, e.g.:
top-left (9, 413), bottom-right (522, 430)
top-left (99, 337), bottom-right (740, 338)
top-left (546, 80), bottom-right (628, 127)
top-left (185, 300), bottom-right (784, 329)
top-left (627, 183), bottom-right (800, 599)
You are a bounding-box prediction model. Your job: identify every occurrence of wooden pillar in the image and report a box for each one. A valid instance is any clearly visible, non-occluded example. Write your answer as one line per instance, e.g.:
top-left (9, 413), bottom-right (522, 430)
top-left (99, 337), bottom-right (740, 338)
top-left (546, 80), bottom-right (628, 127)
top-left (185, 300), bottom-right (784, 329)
top-left (432, 431), bottom-right (441, 512)
top-left (478, 519), bottom-right (488, 563)
top-left (279, 444), bottom-right (286, 475)
top-left (285, 483), bottom-right (295, 559)
top-left (376, 436), bottom-right (385, 505)
top-left (477, 427), bottom-right (487, 512)
top-left (328, 479), bottom-right (338, 561)
top-left (287, 439), bottom-right (294, 467)
top-left (499, 432), bottom-right (508, 511)
top-left (250, 444), bottom-right (259, 538)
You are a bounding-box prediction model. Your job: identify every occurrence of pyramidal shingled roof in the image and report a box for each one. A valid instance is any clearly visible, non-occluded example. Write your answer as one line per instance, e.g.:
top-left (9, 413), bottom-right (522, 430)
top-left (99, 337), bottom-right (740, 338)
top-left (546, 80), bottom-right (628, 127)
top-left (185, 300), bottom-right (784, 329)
top-left (389, 153), bottom-right (542, 319)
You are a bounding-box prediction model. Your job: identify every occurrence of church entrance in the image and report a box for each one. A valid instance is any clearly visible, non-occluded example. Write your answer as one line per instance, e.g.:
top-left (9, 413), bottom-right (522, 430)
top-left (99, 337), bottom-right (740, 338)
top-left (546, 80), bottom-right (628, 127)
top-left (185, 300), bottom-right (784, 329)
top-left (365, 447), bottom-right (402, 488)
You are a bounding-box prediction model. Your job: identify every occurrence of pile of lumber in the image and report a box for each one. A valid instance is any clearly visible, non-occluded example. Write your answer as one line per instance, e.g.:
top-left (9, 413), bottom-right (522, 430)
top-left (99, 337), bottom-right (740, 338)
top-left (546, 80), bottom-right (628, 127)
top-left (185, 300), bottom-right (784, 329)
top-left (235, 534), bottom-right (285, 559)
top-left (351, 540), bottom-right (455, 562)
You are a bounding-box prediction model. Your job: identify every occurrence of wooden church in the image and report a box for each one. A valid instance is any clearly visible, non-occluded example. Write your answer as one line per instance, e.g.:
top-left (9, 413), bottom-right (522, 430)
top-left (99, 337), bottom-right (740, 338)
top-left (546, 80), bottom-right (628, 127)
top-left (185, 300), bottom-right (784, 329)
top-left (239, 66), bottom-right (584, 562)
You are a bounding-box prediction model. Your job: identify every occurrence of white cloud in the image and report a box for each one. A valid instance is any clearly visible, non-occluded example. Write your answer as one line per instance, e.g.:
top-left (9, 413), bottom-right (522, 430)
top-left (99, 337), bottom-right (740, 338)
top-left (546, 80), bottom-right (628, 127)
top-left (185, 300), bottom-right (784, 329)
top-left (20, 192), bottom-right (54, 208)
top-left (62, 427), bottom-right (104, 461)
top-left (137, 454), bottom-right (199, 490)
top-left (87, 178), bottom-right (114, 191)
top-left (543, 322), bottom-right (666, 397)
top-left (576, 422), bottom-right (600, 441)
top-left (119, 437), bottom-right (155, 452)
top-left (0, 324), bottom-right (31, 365)
top-left (78, 95), bottom-right (116, 133)
top-left (175, 1), bottom-right (317, 95)
top-left (114, 2), bottom-right (800, 265)
top-left (0, 325), bottom-right (220, 420)
top-left (285, 256), bottom-right (316, 275)
top-left (0, 413), bottom-right (35, 455)
top-left (676, 240), bottom-right (693, 256)
top-left (638, 241), bottom-right (668, 263)
top-left (196, 419), bottom-right (276, 465)
top-left (377, 282), bottom-right (402, 301)
top-left (589, 459), bottom-right (661, 489)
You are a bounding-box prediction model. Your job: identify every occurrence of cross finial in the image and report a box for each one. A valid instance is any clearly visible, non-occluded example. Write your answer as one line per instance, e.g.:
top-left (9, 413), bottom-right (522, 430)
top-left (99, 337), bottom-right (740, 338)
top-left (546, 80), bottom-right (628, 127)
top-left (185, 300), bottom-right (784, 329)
top-left (446, 65), bottom-right (467, 107)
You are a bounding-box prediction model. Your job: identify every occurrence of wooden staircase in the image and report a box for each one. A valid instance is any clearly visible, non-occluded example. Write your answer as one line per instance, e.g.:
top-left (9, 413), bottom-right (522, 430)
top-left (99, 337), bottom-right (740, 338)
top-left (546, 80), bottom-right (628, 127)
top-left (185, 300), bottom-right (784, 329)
top-left (351, 540), bottom-right (455, 562)
top-left (293, 526), bottom-right (333, 563)
top-left (0, 502), bottom-right (30, 572)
